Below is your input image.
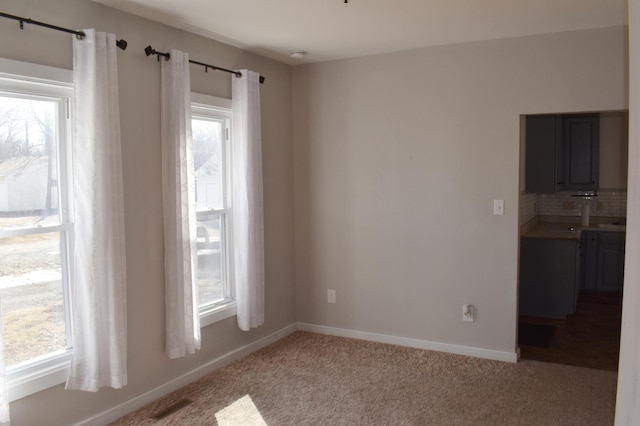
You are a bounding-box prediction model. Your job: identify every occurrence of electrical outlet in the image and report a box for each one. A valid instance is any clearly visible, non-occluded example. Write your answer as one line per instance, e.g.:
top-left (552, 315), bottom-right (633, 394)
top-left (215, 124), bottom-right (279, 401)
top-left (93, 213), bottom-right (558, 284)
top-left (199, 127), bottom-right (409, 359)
top-left (463, 304), bottom-right (474, 322)
top-left (328, 289), bottom-right (336, 304)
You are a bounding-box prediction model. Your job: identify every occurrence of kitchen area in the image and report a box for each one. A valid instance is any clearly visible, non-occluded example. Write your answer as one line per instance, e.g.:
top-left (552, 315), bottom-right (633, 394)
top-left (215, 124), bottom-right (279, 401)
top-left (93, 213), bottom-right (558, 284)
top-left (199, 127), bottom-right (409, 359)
top-left (518, 111), bottom-right (628, 371)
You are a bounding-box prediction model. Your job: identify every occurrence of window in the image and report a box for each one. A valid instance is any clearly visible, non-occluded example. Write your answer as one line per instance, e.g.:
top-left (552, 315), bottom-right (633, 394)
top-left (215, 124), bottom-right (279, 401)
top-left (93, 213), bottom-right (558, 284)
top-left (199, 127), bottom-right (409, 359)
top-left (0, 58), bottom-right (73, 400)
top-left (191, 93), bottom-right (235, 326)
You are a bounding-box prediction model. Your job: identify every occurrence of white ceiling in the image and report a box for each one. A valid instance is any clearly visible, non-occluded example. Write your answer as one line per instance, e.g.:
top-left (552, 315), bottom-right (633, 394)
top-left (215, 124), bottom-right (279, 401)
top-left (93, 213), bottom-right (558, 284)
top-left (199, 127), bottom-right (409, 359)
top-left (91, 0), bottom-right (627, 65)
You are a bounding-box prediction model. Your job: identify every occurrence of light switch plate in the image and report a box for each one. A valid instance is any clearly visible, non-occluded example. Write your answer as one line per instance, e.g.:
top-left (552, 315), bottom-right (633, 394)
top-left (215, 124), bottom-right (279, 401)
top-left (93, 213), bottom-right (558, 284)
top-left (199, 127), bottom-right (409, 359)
top-left (463, 304), bottom-right (474, 322)
top-left (493, 199), bottom-right (505, 215)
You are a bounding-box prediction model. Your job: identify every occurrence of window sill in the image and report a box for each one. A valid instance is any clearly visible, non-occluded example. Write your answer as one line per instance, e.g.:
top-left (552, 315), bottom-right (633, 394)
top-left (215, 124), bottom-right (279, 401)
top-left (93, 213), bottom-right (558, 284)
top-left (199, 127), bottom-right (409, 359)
top-left (7, 350), bottom-right (72, 402)
top-left (4, 302), bottom-right (237, 402)
top-left (200, 301), bottom-right (237, 328)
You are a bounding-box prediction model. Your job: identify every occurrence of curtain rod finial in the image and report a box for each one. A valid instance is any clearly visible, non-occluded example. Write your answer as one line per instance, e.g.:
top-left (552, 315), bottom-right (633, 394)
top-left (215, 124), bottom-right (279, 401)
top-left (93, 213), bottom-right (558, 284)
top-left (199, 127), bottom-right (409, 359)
top-left (116, 39), bottom-right (127, 51)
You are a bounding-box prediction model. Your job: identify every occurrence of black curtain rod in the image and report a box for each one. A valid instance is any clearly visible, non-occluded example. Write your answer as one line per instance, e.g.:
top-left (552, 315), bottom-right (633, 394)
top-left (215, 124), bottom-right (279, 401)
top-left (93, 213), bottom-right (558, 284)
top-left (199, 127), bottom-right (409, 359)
top-left (0, 11), bottom-right (127, 50)
top-left (144, 45), bottom-right (265, 84)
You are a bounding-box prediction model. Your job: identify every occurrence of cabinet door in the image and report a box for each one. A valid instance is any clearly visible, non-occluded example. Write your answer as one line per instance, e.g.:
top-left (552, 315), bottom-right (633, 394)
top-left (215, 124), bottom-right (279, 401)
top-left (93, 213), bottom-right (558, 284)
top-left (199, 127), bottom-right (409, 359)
top-left (596, 232), bottom-right (625, 292)
top-left (519, 238), bottom-right (577, 319)
top-left (581, 231), bottom-right (598, 291)
top-left (525, 115), bottom-right (558, 194)
top-left (561, 114), bottom-right (599, 191)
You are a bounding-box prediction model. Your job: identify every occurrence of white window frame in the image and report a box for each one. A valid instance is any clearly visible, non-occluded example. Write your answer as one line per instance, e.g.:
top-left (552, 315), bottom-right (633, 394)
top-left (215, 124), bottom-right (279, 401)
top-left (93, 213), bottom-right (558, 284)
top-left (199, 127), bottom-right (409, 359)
top-left (0, 58), bottom-right (74, 401)
top-left (191, 93), bottom-right (236, 327)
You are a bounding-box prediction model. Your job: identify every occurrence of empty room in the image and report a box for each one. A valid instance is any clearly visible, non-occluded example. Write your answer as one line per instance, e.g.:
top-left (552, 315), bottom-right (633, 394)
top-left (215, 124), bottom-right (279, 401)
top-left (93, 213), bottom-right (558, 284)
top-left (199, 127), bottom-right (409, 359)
top-left (0, 0), bottom-right (639, 425)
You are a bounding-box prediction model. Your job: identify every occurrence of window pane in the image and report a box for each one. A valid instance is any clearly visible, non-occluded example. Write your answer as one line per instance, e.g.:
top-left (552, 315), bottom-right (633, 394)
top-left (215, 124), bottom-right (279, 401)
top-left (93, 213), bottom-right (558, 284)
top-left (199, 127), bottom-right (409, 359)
top-left (0, 232), bottom-right (68, 366)
top-left (192, 118), bottom-right (223, 211)
top-left (196, 214), bottom-right (225, 306)
top-left (0, 96), bottom-right (60, 228)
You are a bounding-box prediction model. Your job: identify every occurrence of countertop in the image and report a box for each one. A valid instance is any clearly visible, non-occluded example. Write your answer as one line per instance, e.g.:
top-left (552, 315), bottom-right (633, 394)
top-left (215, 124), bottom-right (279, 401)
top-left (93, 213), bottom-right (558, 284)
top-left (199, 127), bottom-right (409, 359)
top-left (521, 216), bottom-right (626, 241)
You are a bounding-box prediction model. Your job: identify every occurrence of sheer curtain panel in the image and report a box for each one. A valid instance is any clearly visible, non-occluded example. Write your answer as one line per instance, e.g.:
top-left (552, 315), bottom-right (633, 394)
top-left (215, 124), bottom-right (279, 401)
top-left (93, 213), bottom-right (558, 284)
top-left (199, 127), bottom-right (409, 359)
top-left (66, 29), bottom-right (128, 392)
top-left (161, 50), bottom-right (201, 358)
top-left (232, 70), bottom-right (265, 331)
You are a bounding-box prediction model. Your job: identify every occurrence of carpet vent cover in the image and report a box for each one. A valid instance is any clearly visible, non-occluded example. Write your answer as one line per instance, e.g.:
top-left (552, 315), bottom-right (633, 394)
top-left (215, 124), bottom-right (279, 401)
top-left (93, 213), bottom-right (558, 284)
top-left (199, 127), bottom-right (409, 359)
top-left (150, 398), bottom-right (193, 420)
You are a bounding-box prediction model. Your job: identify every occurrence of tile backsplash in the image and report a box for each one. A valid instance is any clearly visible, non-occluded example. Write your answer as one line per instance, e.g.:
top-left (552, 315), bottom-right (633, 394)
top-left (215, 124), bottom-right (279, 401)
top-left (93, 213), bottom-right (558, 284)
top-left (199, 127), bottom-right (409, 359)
top-left (519, 193), bottom-right (537, 224)
top-left (520, 191), bottom-right (627, 223)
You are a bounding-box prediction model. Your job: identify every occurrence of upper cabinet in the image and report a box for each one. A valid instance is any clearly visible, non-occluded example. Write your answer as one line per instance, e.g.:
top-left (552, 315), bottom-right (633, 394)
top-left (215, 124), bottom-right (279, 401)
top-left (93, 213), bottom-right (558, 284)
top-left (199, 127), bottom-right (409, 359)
top-left (525, 115), bottom-right (559, 194)
top-left (525, 113), bottom-right (600, 193)
top-left (560, 114), bottom-right (600, 191)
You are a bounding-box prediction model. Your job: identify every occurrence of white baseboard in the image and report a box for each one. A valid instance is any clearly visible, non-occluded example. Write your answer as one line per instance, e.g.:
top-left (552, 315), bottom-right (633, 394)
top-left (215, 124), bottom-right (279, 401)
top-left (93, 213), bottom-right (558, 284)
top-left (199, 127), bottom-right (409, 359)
top-left (76, 322), bottom-right (298, 426)
top-left (297, 323), bottom-right (518, 363)
top-left (77, 321), bottom-right (517, 425)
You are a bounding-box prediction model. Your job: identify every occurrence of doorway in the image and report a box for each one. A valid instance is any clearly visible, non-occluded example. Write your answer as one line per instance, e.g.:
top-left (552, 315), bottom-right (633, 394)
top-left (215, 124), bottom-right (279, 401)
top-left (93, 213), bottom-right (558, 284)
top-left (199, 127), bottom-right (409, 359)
top-left (517, 110), bottom-right (628, 372)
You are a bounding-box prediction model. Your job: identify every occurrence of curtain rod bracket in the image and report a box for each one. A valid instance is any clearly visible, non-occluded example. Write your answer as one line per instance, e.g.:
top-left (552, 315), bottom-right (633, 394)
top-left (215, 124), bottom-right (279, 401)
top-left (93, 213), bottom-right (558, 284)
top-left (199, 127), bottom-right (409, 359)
top-left (145, 45), bottom-right (169, 61)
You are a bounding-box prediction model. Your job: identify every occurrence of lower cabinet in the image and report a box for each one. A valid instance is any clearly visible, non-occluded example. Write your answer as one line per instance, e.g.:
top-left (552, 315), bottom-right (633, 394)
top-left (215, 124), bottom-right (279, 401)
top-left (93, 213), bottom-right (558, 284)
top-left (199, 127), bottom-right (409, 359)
top-left (519, 238), bottom-right (580, 319)
top-left (581, 231), bottom-right (625, 292)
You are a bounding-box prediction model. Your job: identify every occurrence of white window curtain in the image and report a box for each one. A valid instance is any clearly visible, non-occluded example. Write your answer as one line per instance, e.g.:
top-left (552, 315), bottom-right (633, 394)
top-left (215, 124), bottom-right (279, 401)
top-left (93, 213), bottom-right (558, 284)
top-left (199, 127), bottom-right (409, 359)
top-left (66, 29), bottom-right (128, 392)
top-left (232, 70), bottom-right (265, 331)
top-left (0, 308), bottom-right (9, 425)
top-left (161, 49), bottom-right (201, 358)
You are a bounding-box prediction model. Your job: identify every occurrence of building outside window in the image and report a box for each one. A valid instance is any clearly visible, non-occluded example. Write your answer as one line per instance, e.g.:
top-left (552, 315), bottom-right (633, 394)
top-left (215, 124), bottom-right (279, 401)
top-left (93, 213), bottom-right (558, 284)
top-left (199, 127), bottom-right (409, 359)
top-left (0, 59), bottom-right (74, 400)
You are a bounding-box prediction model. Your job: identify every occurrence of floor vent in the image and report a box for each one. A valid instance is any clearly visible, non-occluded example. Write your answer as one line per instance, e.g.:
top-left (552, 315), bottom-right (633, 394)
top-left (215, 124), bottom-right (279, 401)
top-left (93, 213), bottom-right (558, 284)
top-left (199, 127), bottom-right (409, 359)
top-left (150, 398), bottom-right (193, 420)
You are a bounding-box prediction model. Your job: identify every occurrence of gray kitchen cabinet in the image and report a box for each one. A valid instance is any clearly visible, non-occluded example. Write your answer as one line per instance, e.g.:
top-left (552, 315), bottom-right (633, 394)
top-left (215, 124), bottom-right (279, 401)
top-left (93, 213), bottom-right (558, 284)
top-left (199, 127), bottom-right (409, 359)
top-left (524, 113), bottom-right (600, 193)
top-left (525, 115), bottom-right (559, 194)
top-left (582, 231), bottom-right (598, 291)
top-left (560, 114), bottom-right (600, 191)
top-left (519, 238), bottom-right (579, 319)
top-left (582, 231), bottom-right (625, 292)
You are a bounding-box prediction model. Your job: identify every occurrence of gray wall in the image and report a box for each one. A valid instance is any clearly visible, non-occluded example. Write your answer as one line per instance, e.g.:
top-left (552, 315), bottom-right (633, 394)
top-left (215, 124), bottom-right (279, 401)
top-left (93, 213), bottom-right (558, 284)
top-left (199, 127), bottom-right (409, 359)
top-left (616, 0), bottom-right (639, 422)
top-left (600, 111), bottom-right (629, 190)
top-left (292, 27), bottom-right (627, 353)
top-left (0, 0), bottom-right (630, 423)
top-left (0, 0), bottom-right (295, 424)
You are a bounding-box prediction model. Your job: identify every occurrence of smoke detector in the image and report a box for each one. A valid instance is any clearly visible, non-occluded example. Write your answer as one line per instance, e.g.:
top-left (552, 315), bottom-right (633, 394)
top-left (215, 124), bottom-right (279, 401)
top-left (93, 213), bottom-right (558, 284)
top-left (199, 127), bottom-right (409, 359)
top-left (289, 51), bottom-right (306, 59)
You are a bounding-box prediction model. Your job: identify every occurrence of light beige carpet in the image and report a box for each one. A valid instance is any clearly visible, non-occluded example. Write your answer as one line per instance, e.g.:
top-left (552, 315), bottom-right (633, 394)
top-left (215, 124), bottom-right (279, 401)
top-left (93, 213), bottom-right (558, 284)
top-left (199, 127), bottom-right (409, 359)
top-left (111, 331), bottom-right (617, 425)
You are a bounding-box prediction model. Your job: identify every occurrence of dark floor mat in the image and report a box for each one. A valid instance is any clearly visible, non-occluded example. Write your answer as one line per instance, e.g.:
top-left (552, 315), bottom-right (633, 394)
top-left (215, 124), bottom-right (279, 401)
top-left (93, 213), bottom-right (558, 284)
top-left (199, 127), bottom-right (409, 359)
top-left (519, 323), bottom-right (557, 347)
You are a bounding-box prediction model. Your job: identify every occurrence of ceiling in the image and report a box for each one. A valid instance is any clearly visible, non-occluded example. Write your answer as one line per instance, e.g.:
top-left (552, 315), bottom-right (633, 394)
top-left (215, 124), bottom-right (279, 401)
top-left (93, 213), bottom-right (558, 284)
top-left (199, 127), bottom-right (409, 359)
top-left (91, 0), bottom-right (627, 65)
